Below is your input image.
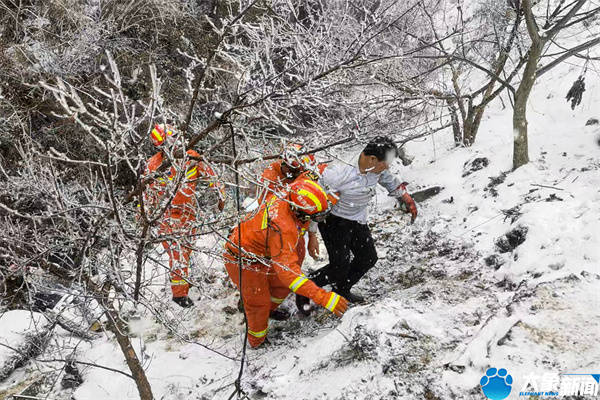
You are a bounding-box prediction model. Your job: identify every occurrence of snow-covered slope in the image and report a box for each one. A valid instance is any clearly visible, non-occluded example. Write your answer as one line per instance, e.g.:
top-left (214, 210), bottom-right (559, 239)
top-left (2, 56), bottom-right (599, 400)
top-left (75, 60), bottom-right (599, 399)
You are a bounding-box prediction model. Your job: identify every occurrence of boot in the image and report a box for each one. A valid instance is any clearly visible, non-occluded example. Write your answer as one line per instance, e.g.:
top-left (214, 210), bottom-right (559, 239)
top-left (336, 289), bottom-right (365, 304)
top-left (172, 296), bottom-right (194, 308)
top-left (269, 308), bottom-right (290, 321)
top-left (295, 294), bottom-right (312, 316)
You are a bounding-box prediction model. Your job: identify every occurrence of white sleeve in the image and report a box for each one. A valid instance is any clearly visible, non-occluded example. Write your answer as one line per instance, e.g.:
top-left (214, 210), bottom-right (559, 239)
top-left (378, 169), bottom-right (403, 194)
top-left (320, 164), bottom-right (346, 192)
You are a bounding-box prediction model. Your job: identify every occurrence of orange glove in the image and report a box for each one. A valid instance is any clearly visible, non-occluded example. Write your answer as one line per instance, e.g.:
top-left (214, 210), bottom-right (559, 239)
top-left (399, 192), bottom-right (417, 223)
top-left (316, 292), bottom-right (348, 317)
top-left (394, 183), bottom-right (418, 223)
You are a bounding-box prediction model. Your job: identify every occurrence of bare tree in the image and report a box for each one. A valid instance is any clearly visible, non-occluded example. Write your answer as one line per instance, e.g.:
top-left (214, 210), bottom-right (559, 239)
top-left (513, 0), bottom-right (599, 169)
top-left (1, 0), bottom-right (534, 398)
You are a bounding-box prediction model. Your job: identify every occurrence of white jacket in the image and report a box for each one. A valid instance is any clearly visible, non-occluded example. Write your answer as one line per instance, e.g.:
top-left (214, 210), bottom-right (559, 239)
top-left (319, 154), bottom-right (402, 224)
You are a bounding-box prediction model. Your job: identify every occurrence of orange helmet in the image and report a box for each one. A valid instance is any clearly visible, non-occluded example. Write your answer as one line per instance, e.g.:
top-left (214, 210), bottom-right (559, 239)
top-left (150, 124), bottom-right (175, 147)
top-left (282, 143), bottom-right (316, 171)
top-left (288, 179), bottom-right (330, 222)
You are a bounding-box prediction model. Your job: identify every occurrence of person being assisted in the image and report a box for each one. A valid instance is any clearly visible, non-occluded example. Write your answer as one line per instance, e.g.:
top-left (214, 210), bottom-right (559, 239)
top-left (298, 136), bottom-right (418, 311)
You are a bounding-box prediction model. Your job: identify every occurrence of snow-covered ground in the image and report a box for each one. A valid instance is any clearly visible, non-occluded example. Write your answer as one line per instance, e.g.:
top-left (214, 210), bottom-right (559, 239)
top-left (2, 60), bottom-right (600, 399)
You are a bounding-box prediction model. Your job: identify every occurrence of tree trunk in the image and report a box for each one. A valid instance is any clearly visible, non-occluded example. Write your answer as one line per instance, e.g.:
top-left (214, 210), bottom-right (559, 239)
top-left (104, 308), bottom-right (154, 400)
top-left (512, 42), bottom-right (543, 170)
top-left (462, 100), bottom-right (476, 146)
top-left (447, 101), bottom-right (463, 146)
top-left (97, 280), bottom-right (154, 400)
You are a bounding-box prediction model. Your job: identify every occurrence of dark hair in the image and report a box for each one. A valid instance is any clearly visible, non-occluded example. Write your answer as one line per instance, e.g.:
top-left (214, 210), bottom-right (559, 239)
top-left (362, 136), bottom-right (398, 161)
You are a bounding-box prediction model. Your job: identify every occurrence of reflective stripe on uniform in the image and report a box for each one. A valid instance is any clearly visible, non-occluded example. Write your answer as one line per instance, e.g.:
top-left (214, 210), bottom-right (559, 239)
top-left (297, 189), bottom-right (322, 212)
top-left (186, 167), bottom-right (197, 179)
top-left (304, 179), bottom-right (328, 200)
top-left (152, 128), bottom-right (163, 142)
top-left (248, 327), bottom-right (268, 338)
top-left (325, 293), bottom-right (340, 312)
top-left (171, 279), bottom-right (188, 286)
top-left (270, 296), bottom-right (285, 304)
top-left (261, 208), bottom-right (269, 229)
top-left (289, 275), bottom-right (308, 292)
top-left (261, 197), bottom-right (277, 229)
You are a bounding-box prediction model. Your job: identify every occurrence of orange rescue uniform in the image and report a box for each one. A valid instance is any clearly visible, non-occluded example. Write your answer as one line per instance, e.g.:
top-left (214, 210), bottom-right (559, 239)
top-left (145, 149), bottom-right (225, 298)
top-left (257, 160), bottom-right (295, 203)
top-left (256, 160), bottom-right (309, 264)
top-left (224, 197), bottom-right (334, 347)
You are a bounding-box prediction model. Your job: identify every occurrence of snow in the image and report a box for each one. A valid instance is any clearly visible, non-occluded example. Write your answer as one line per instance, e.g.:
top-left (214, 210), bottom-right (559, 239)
top-left (3, 23), bottom-right (600, 400)
top-left (0, 310), bottom-right (46, 363)
top-left (69, 65), bottom-right (600, 397)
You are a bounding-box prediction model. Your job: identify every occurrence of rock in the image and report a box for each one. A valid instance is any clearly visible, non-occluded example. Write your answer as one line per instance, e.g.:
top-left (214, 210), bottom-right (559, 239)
top-left (411, 186), bottom-right (443, 203)
top-left (61, 360), bottom-right (83, 389)
top-left (32, 291), bottom-right (63, 312)
top-left (495, 225), bottom-right (528, 253)
top-left (495, 277), bottom-right (519, 290)
top-left (462, 157), bottom-right (489, 177)
top-left (484, 254), bottom-right (505, 270)
top-left (548, 261), bottom-right (565, 271)
top-left (585, 118), bottom-right (599, 126)
top-left (485, 172), bottom-right (507, 198)
top-left (222, 305), bottom-right (238, 315)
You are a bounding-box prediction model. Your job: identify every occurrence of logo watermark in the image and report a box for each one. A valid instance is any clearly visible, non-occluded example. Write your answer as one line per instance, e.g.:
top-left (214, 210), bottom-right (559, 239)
top-left (478, 368), bottom-right (600, 398)
top-left (480, 368), bottom-right (513, 400)
top-left (519, 373), bottom-right (600, 397)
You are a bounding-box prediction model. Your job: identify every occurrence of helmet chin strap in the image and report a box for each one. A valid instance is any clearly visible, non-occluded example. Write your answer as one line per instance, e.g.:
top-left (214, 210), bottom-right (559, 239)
top-left (291, 205), bottom-right (310, 222)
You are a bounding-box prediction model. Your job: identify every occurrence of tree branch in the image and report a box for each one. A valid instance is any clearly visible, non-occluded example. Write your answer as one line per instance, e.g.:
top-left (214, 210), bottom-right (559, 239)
top-left (207, 135), bottom-right (355, 165)
top-left (545, 0), bottom-right (588, 39)
top-left (181, 0), bottom-right (262, 136)
top-left (537, 36), bottom-right (600, 77)
top-left (523, 0), bottom-right (541, 43)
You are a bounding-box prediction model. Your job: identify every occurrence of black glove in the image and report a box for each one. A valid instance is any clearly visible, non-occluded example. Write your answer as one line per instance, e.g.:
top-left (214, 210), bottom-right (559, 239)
top-left (295, 294), bottom-right (312, 316)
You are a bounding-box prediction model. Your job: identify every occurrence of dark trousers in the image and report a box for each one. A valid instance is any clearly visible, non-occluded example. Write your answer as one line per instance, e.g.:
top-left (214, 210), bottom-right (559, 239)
top-left (310, 214), bottom-right (378, 292)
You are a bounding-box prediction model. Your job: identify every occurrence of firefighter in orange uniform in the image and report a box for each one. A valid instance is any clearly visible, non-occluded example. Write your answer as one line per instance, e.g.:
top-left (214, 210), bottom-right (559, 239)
top-left (256, 144), bottom-right (316, 203)
top-left (224, 179), bottom-right (348, 347)
top-left (256, 145), bottom-right (320, 267)
top-left (144, 124), bottom-right (225, 308)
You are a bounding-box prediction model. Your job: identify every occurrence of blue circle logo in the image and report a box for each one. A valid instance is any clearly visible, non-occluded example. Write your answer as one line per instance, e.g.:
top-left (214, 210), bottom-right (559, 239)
top-left (480, 367), bottom-right (513, 400)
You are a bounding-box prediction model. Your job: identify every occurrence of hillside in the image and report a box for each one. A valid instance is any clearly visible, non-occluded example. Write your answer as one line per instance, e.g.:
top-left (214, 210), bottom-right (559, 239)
top-left (2, 59), bottom-right (598, 400)
top-left (1, 1), bottom-right (599, 399)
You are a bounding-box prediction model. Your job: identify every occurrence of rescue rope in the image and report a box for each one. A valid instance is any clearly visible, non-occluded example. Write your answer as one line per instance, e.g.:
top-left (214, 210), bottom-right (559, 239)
top-left (229, 121), bottom-right (249, 400)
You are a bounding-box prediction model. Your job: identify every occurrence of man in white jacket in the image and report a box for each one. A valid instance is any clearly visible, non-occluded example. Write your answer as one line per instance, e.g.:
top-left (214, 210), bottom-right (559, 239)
top-left (298, 136), bottom-right (417, 309)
